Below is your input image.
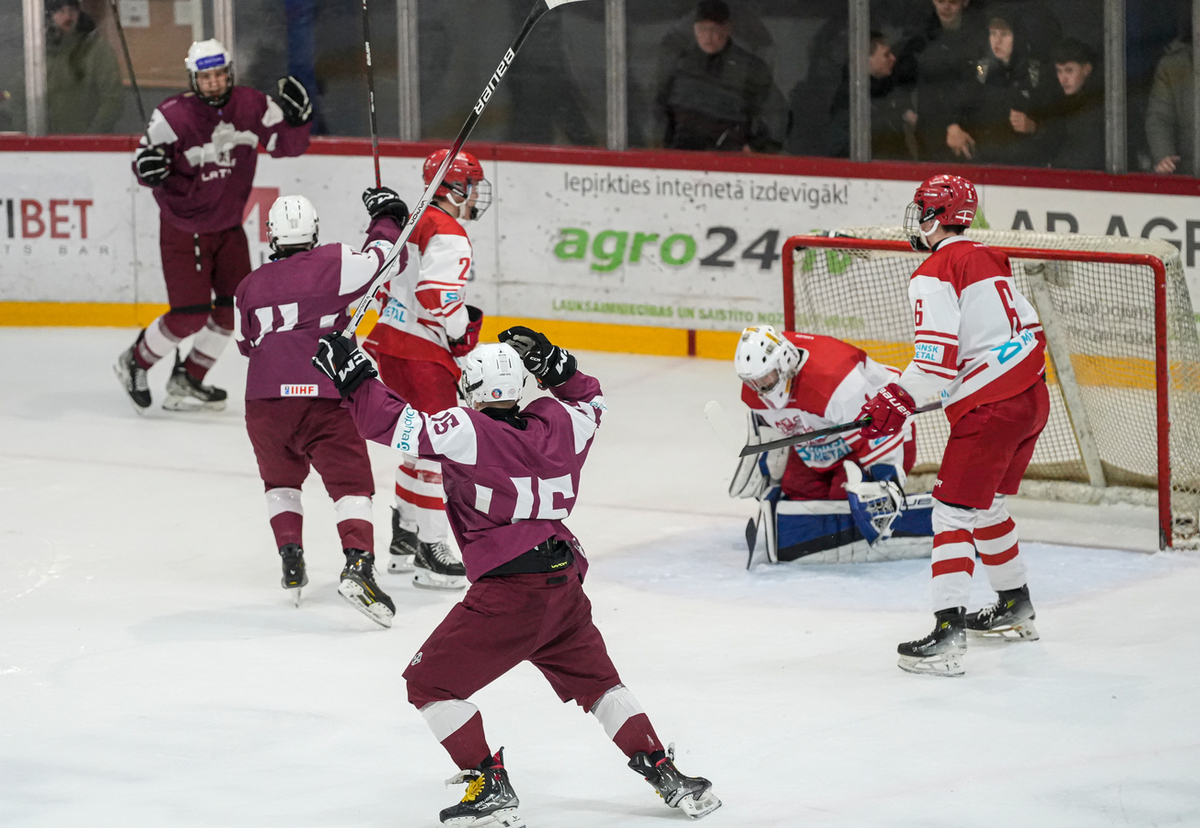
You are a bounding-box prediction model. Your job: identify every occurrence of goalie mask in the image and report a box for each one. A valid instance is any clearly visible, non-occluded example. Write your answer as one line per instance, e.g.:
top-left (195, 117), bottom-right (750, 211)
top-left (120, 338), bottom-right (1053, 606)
top-left (904, 174), bottom-right (977, 252)
top-left (267, 195), bottom-right (319, 252)
top-left (734, 325), bottom-right (803, 409)
top-left (424, 149), bottom-right (492, 221)
top-left (459, 343), bottom-right (526, 409)
top-left (186, 39), bottom-right (234, 108)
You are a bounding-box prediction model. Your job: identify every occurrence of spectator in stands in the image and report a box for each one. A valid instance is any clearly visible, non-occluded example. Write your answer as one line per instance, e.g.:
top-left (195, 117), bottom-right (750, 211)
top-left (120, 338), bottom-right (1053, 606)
top-left (792, 29), bottom-right (912, 159)
top-left (1041, 38), bottom-right (1105, 171)
top-left (901, 0), bottom-right (988, 160)
top-left (45, 0), bottom-right (123, 134)
top-left (953, 12), bottom-right (1056, 166)
top-left (653, 0), bottom-right (782, 153)
top-left (1146, 35), bottom-right (1193, 175)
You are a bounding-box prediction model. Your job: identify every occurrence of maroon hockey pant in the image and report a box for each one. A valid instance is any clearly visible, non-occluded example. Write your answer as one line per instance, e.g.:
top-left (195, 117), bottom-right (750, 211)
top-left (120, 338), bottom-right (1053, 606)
top-left (245, 397), bottom-right (375, 551)
top-left (159, 217), bottom-right (250, 340)
top-left (934, 379), bottom-right (1050, 509)
top-left (405, 567), bottom-right (662, 769)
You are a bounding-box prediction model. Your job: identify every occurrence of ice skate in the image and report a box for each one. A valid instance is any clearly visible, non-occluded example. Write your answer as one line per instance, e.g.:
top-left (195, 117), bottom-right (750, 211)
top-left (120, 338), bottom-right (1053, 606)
top-left (897, 608), bottom-right (967, 677)
top-left (628, 743), bottom-right (722, 820)
top-left (413, 541), bottom-right (467, 590)
top-left (440, 748), bottom-right (526, 827)
top-left (388, 509), bottom-right (417, 574)
top-left (967, 585), bottom-right (1039, 641)
top-left (337, 549), bottom-right (395, 628)
top-left (162, 351), bottom-right (227, 412)
top-left (113, 344), bottom-right (151, 412)
top-left (279, 543), bottom-right (307, 607)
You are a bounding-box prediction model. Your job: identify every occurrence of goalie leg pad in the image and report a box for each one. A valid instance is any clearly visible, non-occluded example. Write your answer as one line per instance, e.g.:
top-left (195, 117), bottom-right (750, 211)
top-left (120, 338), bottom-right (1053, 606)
top-left (844, 461), bottom-right (905, 544)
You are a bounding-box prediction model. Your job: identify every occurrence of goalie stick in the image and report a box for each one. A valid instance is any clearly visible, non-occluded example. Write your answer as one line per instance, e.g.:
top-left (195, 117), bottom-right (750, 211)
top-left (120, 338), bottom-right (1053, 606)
top-left (340, 0), bottom-right (593, 339)
top-left (703, 400), bottom-right (872, 457)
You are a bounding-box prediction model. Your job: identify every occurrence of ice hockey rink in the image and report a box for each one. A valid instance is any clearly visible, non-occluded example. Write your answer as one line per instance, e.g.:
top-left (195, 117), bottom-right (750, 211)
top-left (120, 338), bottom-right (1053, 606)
top-left (2, 326), bottom-right (1198, 828)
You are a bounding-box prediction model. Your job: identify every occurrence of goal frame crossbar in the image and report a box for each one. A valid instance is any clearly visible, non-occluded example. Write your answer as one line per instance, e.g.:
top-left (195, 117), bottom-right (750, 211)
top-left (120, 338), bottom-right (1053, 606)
top-left (782, 235), bottom-right (1172, 550)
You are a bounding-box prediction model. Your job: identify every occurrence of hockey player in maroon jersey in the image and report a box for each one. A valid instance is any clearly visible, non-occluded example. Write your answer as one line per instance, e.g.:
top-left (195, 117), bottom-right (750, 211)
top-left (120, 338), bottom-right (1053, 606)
top-left (234, 188), bottom-right (407, 628)
top-left (312, 328), bottom-right (720, 825)
top-left (730, 324), bottom-right (930, 564)
top-left (362, 149), bottom-right (488, 589)
top-left (858, 174), bottom-right (1047, 676)
top-left (114, 39), bottom-right (312, 414)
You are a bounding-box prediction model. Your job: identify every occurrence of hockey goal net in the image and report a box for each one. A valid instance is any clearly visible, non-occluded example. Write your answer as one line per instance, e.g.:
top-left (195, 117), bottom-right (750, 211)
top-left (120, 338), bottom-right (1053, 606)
top-left (782, 228), bottom-right (1200, 550)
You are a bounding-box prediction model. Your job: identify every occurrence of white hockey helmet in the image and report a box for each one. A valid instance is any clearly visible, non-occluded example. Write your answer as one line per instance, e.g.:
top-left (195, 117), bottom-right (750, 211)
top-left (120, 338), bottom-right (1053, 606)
top-left (185, 39), bottom-right (234, 107)
top-left (734, 325), bottom-right (803, 409)
top-left (267, 195), bottom-right (319, 251)
top-left (459, 343), bottom-right (526, 409)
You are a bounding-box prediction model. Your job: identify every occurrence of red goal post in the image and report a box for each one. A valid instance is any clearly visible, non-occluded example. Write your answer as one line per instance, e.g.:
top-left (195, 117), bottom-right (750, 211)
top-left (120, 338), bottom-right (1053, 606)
top-left (781, 229), bottom-right (1200, 551)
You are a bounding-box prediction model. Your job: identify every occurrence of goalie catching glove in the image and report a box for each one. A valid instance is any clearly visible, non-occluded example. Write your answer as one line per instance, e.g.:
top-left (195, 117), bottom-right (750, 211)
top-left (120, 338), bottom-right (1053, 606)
top-left (312, 333), bottom-right (377, 397)
top-left (498, 325), bottom-right (576, 387)
top-left (135, 146), bottom-right (170, 186)
top-left (843, 461), bottom-right (907, 545)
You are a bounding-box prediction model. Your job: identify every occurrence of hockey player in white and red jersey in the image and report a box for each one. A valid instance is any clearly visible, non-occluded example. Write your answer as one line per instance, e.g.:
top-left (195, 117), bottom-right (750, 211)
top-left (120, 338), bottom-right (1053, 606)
top-left (731, 326), bottom-right (931, 565)
top-left (858, 173), bottom-right (1048, 677)
top-left (362, 149), bottom-right (488, 590)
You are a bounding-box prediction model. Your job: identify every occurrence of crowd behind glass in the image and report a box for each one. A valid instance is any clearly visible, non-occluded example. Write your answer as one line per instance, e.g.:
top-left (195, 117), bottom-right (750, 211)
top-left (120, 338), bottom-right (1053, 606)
top-left (1, 0), bottom-right (1194, 175)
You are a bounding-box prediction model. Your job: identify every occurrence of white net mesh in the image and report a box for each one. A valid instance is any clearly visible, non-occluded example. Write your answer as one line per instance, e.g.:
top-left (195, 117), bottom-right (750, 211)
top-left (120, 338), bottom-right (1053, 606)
top-left (785, 228), bottom-right (1200, 548)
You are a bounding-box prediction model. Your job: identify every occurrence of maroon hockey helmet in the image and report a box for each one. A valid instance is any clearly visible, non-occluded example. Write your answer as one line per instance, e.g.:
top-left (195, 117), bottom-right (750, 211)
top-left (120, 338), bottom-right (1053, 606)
top-left (423, 149), bottom-right (492, 220)
top-left (904, 174), bottom-right (978, 251)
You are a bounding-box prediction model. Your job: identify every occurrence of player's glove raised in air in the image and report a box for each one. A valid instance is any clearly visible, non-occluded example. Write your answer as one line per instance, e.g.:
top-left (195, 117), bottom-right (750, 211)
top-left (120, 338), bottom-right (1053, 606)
top-left (498, 325), bottom-right (577, 387)
top-left (858, 382), bottom-right (916, 439)
top-left (312, 333), bottom-right (377, 397)
top-left (134, 146), bottom-right (170, 186)
top-left (362, 186), bottom-right (410, 225)
top-left (448, 306), bottom-right (483, 357)
top-left (276, 76), bottom-right (313, 126)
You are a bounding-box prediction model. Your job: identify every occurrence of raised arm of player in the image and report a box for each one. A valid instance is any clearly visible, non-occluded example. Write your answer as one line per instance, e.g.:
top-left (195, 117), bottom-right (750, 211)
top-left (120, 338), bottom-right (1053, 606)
top-left (252, 91), bottom-right (312, 159)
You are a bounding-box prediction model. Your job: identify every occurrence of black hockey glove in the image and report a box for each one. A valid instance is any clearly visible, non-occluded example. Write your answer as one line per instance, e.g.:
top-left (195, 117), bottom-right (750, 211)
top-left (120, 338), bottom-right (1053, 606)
top-left (276, 75), bottom-right (313, 126)
top-left (362, 186), bottom-right (410, 224)
top-left (134, 146), bottom-right (170, 186)
top-left (312, 333), bottom-right (377, 397)
top-left (498, 325), bottom-right (577, 387)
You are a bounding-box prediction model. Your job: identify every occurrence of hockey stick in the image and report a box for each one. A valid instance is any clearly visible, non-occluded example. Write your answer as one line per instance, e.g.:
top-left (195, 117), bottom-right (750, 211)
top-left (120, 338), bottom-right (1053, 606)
top-left (107, 0), bottom-right (151, 141)
top-left (339, 0), bottom-right (592, 339)
top-left (361, 0), bottom-right (381, 187)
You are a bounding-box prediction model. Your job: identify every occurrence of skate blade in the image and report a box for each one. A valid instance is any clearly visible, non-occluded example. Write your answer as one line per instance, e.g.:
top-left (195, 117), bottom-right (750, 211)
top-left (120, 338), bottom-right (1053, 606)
top-left (897, 651), bottom-right (965, 677)
top-left (680, 790), bottom-right (722, 820)
top-left (442, 807), bottom-right (526, 828)
top-left (162, 395), bottom-right (226, 412)
top-left (969, 619), bottom-right (1039, 641)
top-left (337, 579), bottom-right (394, 628)
top-left (412, 571), bottom-right (467, 590)
top-left (113, 365), bottom-right (151, 413)
top-left (387, 553), bottom-right (415, 574)
top-left (287, 586), bottom-right (302, 607)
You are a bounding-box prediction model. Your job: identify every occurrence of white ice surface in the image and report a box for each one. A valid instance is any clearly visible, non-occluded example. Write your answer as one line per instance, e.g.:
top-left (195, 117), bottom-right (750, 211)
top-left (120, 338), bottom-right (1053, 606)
top-left (1, 328), bottom-right (1198, 827)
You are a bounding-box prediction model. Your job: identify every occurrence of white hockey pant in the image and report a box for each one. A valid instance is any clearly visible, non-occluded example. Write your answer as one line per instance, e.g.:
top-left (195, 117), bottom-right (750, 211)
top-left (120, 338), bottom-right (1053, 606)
top-left (973, 494), bottom-right (1028, 593)
top-left (394, 456), bottom-right (449, 544)
top-left (930, 500), bottom-right (979, 612)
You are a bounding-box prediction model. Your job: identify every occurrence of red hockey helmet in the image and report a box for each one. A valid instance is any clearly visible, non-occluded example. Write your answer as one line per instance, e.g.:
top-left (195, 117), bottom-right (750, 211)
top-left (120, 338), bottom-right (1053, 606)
top-left (423, 149), bottom-right (492, 220)
top-left (904, 174), bottom-right (978, 251)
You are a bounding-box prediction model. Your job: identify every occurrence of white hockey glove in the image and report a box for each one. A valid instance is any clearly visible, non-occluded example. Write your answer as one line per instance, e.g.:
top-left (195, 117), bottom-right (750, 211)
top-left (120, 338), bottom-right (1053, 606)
top-left (844, 461), bottom-right (906, 545)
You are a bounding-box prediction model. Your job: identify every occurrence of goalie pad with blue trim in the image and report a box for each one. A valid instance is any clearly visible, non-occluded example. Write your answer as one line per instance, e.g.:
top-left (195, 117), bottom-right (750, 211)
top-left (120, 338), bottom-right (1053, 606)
top-left (745, 476), bottom-right (934, 568)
